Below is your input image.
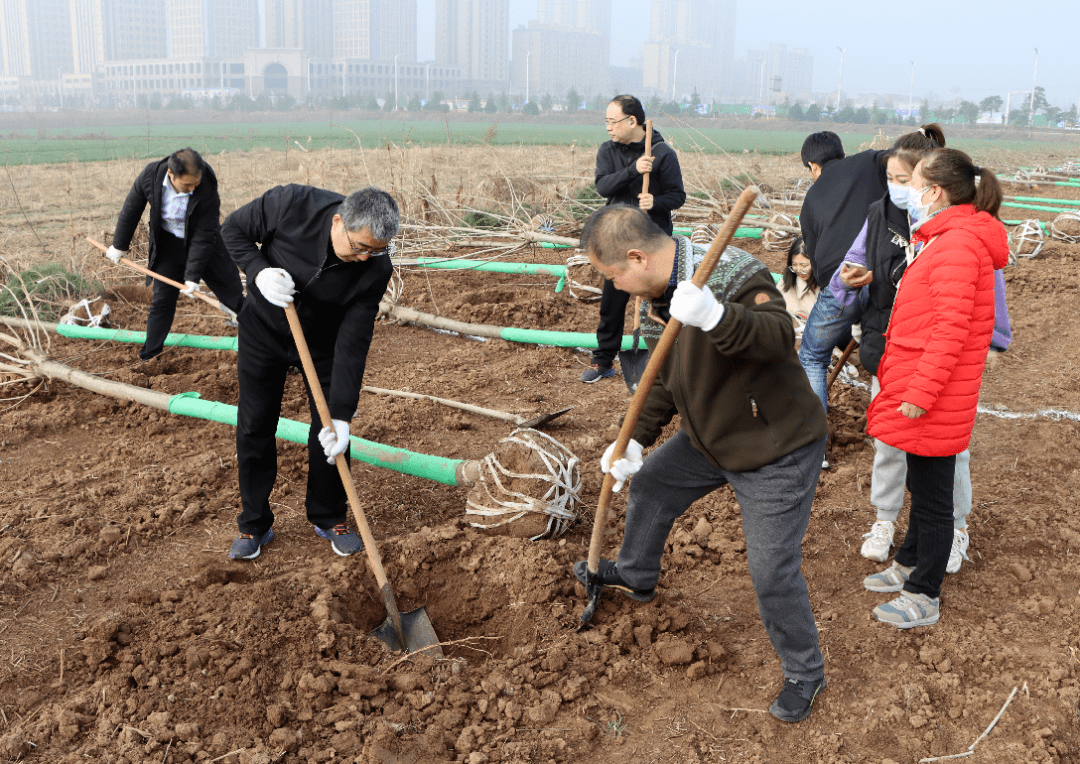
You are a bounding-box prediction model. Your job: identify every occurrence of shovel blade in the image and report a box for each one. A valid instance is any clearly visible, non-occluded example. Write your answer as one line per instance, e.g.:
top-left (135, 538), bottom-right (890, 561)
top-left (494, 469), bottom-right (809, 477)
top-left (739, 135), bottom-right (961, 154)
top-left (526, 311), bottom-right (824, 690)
top-left (618, 350), bottom-right (650, 393)
top-left (618, 327), bottom-right (650, 393)
top-left (370, 608), bottom-right (443, 657)
top-left (518, 406), bottom-right (575, 429)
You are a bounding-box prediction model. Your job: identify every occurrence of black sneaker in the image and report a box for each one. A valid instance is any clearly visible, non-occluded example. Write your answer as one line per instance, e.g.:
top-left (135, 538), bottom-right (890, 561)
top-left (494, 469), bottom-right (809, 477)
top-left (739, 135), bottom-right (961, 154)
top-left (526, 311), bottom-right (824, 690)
top-left (769, 677), bottom-right (827, 723)
top-left (229, 529), bottom-right (274, 561)
top-left (579, 364), bottom-right (616, 383)
top-left (573, 559), bottom-right (656, 602)
top-left (313, 524), bottom-right (364, 556)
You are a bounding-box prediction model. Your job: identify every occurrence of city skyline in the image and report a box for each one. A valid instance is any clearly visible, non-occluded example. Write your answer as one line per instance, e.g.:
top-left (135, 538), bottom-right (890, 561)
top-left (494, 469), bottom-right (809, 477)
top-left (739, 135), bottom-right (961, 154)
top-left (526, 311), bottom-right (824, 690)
top-left (419, 0), bottom-right (1080, 107)
top-left (1, 0), bottom-right (1077, 109)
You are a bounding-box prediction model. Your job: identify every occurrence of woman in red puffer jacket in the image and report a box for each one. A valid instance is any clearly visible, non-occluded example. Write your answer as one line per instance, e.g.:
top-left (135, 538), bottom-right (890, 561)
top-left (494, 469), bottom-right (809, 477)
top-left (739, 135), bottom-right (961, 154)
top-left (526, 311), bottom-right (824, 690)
top-left (863, 148), bottom-right (1010, 629)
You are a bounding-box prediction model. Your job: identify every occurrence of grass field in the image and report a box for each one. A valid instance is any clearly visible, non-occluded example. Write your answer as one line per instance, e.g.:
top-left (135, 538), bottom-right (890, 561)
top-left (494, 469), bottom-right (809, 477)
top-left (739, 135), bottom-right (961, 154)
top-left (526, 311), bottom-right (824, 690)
top-left (0, 117), bottom-right (944, 165)
top-left (1, 114), bottom-right (1077, 167)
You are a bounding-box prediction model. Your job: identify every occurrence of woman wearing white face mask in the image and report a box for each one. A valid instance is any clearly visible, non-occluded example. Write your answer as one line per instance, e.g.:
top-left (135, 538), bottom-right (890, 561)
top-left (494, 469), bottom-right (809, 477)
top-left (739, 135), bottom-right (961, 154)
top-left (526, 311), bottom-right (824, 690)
top-left (863, 148), bottom-right (1009, 629)
top-left (828, 125), bottom-right (979, 569)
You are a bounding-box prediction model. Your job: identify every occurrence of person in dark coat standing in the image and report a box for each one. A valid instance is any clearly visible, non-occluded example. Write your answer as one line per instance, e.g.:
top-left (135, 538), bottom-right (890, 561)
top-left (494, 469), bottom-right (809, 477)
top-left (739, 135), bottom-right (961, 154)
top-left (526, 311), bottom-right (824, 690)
top-left (106, 148), bottom-right (244, 360)
top-left (796, 132), bottom-right (887, 444)
top-left (220, 185), bottom-right (398, 561)
top-left (580, 94), bottom-right (686, 383)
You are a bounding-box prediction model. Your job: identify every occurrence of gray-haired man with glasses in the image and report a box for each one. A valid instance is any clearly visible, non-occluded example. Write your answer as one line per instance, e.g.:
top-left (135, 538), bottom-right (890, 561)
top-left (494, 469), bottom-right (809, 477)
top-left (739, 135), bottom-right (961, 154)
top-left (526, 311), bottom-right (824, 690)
top-left (221, 185), bottom-right (399, 561)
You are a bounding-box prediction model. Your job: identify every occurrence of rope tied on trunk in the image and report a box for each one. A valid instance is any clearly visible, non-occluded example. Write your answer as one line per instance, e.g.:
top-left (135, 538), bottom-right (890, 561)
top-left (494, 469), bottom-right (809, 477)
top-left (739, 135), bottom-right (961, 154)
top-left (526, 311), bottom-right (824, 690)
top-left (465, 427), bottom-right (581, 540)
top-left (564, 254), bottom-right (602, 301)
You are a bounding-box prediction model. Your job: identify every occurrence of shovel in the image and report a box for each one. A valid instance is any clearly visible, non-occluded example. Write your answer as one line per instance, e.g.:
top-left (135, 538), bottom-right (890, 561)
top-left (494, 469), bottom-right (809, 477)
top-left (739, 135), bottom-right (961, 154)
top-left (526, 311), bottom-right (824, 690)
top-left (87, 237), bottom-right (238, 322)
top-left (578, 185), bottom-right (760, 631)
top-left (362, 385), bottom-right (573, 429)
top-left (826, 338), bottom-right (859, 392)
top-left (284, 303), bottom-right (441, 656)
top-left (618, 297), bottom-right (649, 393)
top-left (616, 122), bottom-right (654, 394)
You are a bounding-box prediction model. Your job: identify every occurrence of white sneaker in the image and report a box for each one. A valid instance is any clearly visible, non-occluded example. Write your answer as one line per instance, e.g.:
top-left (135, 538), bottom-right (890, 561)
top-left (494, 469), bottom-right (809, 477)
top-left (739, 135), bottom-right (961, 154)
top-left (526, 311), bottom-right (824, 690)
top-left (822, 459), bottom-right (830, 470)
top-left (860, 520), bottom-right (895, 562)
top-left (947, 529), bottom-right (970, 574)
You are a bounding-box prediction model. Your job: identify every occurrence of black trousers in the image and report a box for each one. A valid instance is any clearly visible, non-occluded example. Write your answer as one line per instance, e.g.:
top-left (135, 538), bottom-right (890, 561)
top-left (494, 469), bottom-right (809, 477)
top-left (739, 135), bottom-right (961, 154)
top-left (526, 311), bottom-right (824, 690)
top-left (592, 278), bottom-right (631, 367)
top-left (894, 452), bottom-right (956, 599)
top-left (235, 308), bottom-right (348, 535)
top-left (141, 233), bottom-right (245, 360)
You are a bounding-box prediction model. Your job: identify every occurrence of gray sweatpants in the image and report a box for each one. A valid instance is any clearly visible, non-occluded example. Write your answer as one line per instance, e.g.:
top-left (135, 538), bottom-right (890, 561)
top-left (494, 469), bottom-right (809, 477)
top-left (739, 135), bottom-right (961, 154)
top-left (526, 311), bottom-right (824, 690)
top-left (617, 430), bottom-right (827, 682)
top-left (869, 376), bottom-right (971, 528)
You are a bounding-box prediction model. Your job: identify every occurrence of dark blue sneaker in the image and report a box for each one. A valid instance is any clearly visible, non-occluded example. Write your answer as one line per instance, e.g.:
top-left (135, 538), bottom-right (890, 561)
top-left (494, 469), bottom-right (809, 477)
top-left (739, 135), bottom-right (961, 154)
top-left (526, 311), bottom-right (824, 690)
top-left (313, 524), bottom-right (364, 556)
top-left (579, 364), bottom-right (616, 383)
top-left (769, 677), bottom-right (827, 722)
top-left (573, 559), bottom-right (656, 602)
top-left (229, 529), bottom-right (273, 561)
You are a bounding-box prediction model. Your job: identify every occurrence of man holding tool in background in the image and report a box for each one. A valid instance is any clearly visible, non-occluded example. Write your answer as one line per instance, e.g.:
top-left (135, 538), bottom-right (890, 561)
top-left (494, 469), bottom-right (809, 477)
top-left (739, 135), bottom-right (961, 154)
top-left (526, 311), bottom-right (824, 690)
top-left (106, 148), bottom-right (244, 360)
top-left (580, 94), bottom-right (686, 384)
top-left (220, 184), bottom-right (398, 561)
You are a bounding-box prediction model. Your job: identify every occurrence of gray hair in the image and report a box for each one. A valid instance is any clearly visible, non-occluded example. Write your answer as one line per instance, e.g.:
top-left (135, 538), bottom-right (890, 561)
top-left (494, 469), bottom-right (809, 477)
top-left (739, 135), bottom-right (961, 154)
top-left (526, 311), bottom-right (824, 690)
top-left (580, 204), bottom-right (668, 265)
top-left (339, 187), bottom-right (400, 241)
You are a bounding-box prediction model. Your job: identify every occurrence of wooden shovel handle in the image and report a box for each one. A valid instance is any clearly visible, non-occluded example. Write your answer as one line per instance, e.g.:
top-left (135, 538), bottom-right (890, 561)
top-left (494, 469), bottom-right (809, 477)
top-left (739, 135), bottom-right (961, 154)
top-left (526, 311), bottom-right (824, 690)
top-left (586, 186), bottom-right (760, 576)
top-left (826, 338), bottom-right (859, 391)
top-left (283, 304), bottom-right (402, 619)
top-left (641, 120), bottom-right (654, 197)
top-left (87, 236), bottom-right (224, 312)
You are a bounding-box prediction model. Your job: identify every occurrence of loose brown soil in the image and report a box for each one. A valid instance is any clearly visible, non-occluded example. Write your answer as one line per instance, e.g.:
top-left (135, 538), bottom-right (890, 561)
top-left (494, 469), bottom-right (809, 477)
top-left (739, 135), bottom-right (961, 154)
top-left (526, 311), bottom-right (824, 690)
top-left (1, 146), bottom-right (1079, 764)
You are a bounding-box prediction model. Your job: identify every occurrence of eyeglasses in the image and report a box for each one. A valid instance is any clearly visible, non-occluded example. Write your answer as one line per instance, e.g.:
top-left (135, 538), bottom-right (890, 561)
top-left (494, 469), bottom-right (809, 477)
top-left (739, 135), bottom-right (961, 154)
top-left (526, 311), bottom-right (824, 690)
top-left (344, 229), bottom-right (392, 257)
top-left (788, 265), bottom-right (812, 274)
top-left (604, 115), bottom-right (631, 127)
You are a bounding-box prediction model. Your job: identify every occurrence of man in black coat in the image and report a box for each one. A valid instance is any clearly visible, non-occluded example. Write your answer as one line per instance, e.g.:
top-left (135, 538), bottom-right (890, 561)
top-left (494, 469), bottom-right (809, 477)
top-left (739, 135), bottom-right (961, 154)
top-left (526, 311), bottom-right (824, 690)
top-left (580, 94), bottom-right (686, 383)
top-left (107, 148), bottom-right (244, 360)
top-left (220, 184), bottom-right (398, 561)
top-left (796, 132), bottom-right (887, 442)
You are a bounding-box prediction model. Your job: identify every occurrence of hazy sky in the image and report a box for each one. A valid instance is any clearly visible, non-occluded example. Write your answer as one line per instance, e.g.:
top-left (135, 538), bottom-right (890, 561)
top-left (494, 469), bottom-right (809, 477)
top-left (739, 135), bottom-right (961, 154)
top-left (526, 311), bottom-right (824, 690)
top-left (417, 0), bottom-right (1080, 108)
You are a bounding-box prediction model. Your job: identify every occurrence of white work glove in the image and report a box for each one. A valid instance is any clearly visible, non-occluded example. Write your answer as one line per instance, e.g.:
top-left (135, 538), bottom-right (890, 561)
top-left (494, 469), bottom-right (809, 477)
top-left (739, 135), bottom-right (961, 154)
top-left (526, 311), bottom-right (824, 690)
top-left (105, 246), bottom-right (126, 264)
top-left (600, 438), bottom-right (644, 493)
top-left (669, 280), bottom-right (725, 330)
top-left (318, 419), bottom-right (351, 464)
top-left (180, 280), bottom-right (203, 299)
top-left (254, 267), bottom-right (295, 308)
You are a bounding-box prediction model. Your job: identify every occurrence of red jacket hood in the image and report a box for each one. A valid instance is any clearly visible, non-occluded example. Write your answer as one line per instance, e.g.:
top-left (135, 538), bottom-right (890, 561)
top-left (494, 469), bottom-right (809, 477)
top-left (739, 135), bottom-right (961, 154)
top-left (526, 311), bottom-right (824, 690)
top-left (913, 204), bottom-right (1010, 270)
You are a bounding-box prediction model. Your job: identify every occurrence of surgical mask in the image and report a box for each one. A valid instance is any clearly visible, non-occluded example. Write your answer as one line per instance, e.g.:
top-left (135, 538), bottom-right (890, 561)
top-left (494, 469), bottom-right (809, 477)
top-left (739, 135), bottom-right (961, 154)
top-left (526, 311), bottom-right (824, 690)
top-left (887, 183), bottom-right (909, 210)
top-left (908, 185), bottom-right (934, 224)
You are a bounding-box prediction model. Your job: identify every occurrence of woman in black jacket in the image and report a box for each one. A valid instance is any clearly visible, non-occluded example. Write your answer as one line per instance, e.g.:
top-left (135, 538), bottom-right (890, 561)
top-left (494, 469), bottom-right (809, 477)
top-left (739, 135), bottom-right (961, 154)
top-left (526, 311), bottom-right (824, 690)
top-left (828, 125), bottom-right (977, 576)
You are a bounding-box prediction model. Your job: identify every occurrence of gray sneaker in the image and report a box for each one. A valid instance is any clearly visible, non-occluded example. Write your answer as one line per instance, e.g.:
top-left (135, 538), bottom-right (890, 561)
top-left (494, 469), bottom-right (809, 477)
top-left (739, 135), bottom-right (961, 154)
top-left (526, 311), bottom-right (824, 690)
top-left (863, 560), bottom-right (913, 592)
top-left (314, 524), bottom-right (363, 556)
top-left (579, 364), bottom-right (616, 383)
top-left (229, 529), bottom-right (274, 560)
top-left (873, 591), bottom-right (940, 629)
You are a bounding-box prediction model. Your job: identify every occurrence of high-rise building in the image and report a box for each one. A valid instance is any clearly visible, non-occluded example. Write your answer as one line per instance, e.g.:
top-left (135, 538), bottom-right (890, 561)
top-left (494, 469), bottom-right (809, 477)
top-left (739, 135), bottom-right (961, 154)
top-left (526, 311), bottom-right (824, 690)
top-left (536, 0), bottom-right (610, 35)
top-left (744, 44), bottom-right (813, 104)
top-left (435, 0), bottom-right (509, 87)
top-left (264, 0), bottom-right (332, 52)
top-left (333, 0), bottom-right (415, 61)
top-left (168, 0), bottom-right (258, 59)
top-left (642, 0), bottom-right (735, 101)
top-left (1, 0), bottom-right (72, 78)
top-left (512, 22), bottom-right (608, 102)
top-left (96, 0), bottom-right (168, 62)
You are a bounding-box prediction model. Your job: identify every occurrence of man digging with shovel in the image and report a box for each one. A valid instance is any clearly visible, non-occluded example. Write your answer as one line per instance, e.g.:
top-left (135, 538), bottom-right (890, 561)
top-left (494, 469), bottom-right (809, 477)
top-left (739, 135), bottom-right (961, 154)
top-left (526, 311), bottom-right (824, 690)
top-left (573, 205), bottom-right (829, 722)
top-left (105, 148), bottom-right (244, 360)
top-left (220, 185), bottom-right (398, 561)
